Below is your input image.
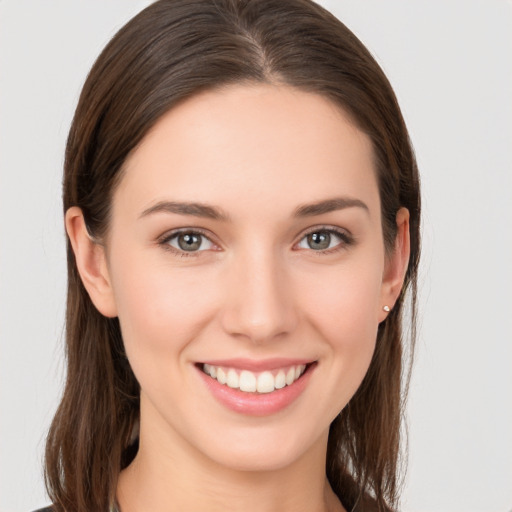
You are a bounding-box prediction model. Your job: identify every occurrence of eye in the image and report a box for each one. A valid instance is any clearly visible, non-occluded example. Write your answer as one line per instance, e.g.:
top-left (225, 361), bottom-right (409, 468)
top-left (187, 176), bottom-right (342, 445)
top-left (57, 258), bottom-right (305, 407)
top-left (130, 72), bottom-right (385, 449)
top-left (165, 231), bottom-right (215, 253)
top-left (297, 229), bottom-right (349, 252)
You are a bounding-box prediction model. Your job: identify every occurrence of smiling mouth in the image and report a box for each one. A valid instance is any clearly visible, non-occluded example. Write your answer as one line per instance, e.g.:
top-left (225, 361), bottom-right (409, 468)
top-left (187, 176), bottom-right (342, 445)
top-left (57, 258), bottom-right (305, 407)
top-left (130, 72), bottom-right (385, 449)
top-left (199, 362), bottom-right (314, 394)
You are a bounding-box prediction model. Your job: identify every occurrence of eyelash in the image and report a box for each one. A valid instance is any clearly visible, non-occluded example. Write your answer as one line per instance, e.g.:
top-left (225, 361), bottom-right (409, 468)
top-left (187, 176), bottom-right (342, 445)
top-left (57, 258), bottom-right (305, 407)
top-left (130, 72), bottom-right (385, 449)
top-left (157, 226), bottom-right (354, 257)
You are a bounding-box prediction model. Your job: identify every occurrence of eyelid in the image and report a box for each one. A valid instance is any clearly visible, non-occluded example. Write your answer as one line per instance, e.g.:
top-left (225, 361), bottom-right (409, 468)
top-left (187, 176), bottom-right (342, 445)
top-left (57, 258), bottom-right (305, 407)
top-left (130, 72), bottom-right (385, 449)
top-left (299, 224), bottom-right (352, 237)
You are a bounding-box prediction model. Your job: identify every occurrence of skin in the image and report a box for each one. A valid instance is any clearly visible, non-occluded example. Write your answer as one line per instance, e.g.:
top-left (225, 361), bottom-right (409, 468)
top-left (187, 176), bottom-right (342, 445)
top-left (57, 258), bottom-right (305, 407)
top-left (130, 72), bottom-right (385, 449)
top-left (66, 84), bottom-right (410, 512)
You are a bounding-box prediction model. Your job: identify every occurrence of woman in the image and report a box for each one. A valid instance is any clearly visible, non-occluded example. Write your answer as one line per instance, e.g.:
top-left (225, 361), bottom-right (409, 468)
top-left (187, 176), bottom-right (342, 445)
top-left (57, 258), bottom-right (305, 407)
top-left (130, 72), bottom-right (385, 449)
top-left (40, 0), bottom-right (420, 511)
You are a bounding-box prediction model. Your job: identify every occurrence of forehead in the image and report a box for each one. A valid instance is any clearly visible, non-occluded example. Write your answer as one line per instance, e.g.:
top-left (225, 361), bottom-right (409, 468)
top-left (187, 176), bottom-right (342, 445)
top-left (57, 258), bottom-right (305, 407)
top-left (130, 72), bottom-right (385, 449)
top-left (117, 83), bottom-right (379, 219)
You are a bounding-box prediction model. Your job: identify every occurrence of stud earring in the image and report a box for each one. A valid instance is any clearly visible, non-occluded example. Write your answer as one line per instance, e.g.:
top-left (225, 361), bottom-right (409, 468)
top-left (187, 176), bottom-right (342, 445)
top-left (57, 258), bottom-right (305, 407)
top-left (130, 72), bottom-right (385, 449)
top-left (383, 305), bottom-right (391, 312)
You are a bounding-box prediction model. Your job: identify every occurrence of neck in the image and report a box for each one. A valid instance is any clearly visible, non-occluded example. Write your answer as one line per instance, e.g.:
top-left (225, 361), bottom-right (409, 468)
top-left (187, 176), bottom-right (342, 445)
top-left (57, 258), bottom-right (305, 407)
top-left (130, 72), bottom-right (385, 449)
top-left (117, 408), bottom-right (344, 512)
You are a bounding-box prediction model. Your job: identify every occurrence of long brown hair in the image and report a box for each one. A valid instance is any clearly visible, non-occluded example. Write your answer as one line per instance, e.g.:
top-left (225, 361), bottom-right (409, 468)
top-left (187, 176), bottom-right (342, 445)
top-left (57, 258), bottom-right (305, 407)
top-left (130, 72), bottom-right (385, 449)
top-left (45, 1), bottom-right (421, 511)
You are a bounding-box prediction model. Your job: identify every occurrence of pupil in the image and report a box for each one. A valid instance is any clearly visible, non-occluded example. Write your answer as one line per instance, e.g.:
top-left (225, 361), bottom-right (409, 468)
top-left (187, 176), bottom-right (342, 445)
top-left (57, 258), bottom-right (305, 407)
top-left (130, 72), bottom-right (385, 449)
top-left (308, 231), bottom-right (330, 250)
top-left (178, 233), bottom-right (201, 251)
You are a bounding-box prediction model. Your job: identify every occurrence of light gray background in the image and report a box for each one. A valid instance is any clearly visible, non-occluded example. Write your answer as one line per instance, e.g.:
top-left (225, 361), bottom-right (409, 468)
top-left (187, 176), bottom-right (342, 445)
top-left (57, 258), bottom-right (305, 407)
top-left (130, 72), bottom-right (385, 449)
top-left (1, 1), bottom-right (511, 511)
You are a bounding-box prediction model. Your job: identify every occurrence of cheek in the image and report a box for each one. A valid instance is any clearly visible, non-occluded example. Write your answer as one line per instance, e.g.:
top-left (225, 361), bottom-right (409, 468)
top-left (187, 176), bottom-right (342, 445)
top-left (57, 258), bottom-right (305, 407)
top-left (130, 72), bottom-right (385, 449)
top-left (298, 256), bottom-right (383, 380)
top-left (302, 256), bottom-right (382, 333)
top-left (108, 252), bottom-right (219, 370)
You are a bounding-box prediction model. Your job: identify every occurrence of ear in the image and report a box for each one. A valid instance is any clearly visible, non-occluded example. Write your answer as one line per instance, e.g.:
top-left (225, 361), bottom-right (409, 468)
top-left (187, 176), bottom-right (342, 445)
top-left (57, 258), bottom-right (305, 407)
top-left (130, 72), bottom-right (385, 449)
top-left (65, 207), bottom-right (118, 318)
top-left (379, 207), bottom-right (410, 322)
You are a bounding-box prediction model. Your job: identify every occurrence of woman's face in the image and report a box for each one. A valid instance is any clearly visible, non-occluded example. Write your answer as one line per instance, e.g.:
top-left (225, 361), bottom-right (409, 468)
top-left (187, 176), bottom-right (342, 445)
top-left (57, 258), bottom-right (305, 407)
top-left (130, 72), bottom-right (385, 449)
top-left (96, 84), bottom-right (401, 471)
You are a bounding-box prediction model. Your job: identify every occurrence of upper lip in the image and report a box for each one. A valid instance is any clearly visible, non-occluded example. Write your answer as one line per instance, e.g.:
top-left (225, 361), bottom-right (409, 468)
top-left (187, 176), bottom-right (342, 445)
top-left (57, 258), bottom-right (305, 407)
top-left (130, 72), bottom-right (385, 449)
top-left (198, 358), bottom-right (315, 372)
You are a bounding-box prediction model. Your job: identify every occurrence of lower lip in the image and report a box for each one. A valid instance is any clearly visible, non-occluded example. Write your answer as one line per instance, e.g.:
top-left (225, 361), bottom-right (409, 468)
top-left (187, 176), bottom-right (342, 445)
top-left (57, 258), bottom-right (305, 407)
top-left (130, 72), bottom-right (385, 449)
top-left (197, 364), bottom-right (315, 416)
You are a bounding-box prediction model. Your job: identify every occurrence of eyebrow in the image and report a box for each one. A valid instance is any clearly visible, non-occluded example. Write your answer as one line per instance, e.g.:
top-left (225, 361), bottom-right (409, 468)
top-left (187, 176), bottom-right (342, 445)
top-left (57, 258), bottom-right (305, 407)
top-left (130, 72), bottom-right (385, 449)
top-left (139, 201), bottom-right (230, 221)
top-left (139, 196), bottom-right (369, 221)
top-left (293, 197), bottom-right (369, 217)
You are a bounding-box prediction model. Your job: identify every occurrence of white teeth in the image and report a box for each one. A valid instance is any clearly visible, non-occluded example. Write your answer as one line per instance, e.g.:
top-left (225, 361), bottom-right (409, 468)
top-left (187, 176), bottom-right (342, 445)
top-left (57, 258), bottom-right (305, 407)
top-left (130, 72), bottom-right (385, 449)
top-left (226, 369), bottom-right (239, 389)
top-left (239, 370), bottom-right (257, 392)
top-left (285, 367), bottom-right (295, 386)
top-left (217, 367), bottom-right (227, 384)
top-left (204, 363), bottom-right (217, 378)
top-left (257, 371), bottom-right (274, 393)
top-left (202, 363), bottom-right (308, 393)
top-left (275, 370), bottom-right (286, 389)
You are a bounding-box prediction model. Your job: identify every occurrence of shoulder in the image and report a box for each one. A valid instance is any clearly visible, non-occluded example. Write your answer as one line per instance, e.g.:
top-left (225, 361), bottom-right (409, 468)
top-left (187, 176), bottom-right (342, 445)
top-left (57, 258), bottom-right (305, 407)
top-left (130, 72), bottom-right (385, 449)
top-left (31, 508), bottom-right (53, 512)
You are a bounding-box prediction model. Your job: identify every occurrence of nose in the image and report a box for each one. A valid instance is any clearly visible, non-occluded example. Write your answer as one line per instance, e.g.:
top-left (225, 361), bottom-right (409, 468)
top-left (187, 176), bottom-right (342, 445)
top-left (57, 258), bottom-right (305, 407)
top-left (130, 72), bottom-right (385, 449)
top-left (220, 247), bottom-right (298, 344)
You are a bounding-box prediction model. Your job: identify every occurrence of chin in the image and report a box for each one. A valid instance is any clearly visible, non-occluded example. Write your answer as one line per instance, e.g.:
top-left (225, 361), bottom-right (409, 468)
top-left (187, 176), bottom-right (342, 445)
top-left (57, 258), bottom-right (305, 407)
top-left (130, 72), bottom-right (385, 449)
top-left (194, 423), bottom-right (328, 473)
